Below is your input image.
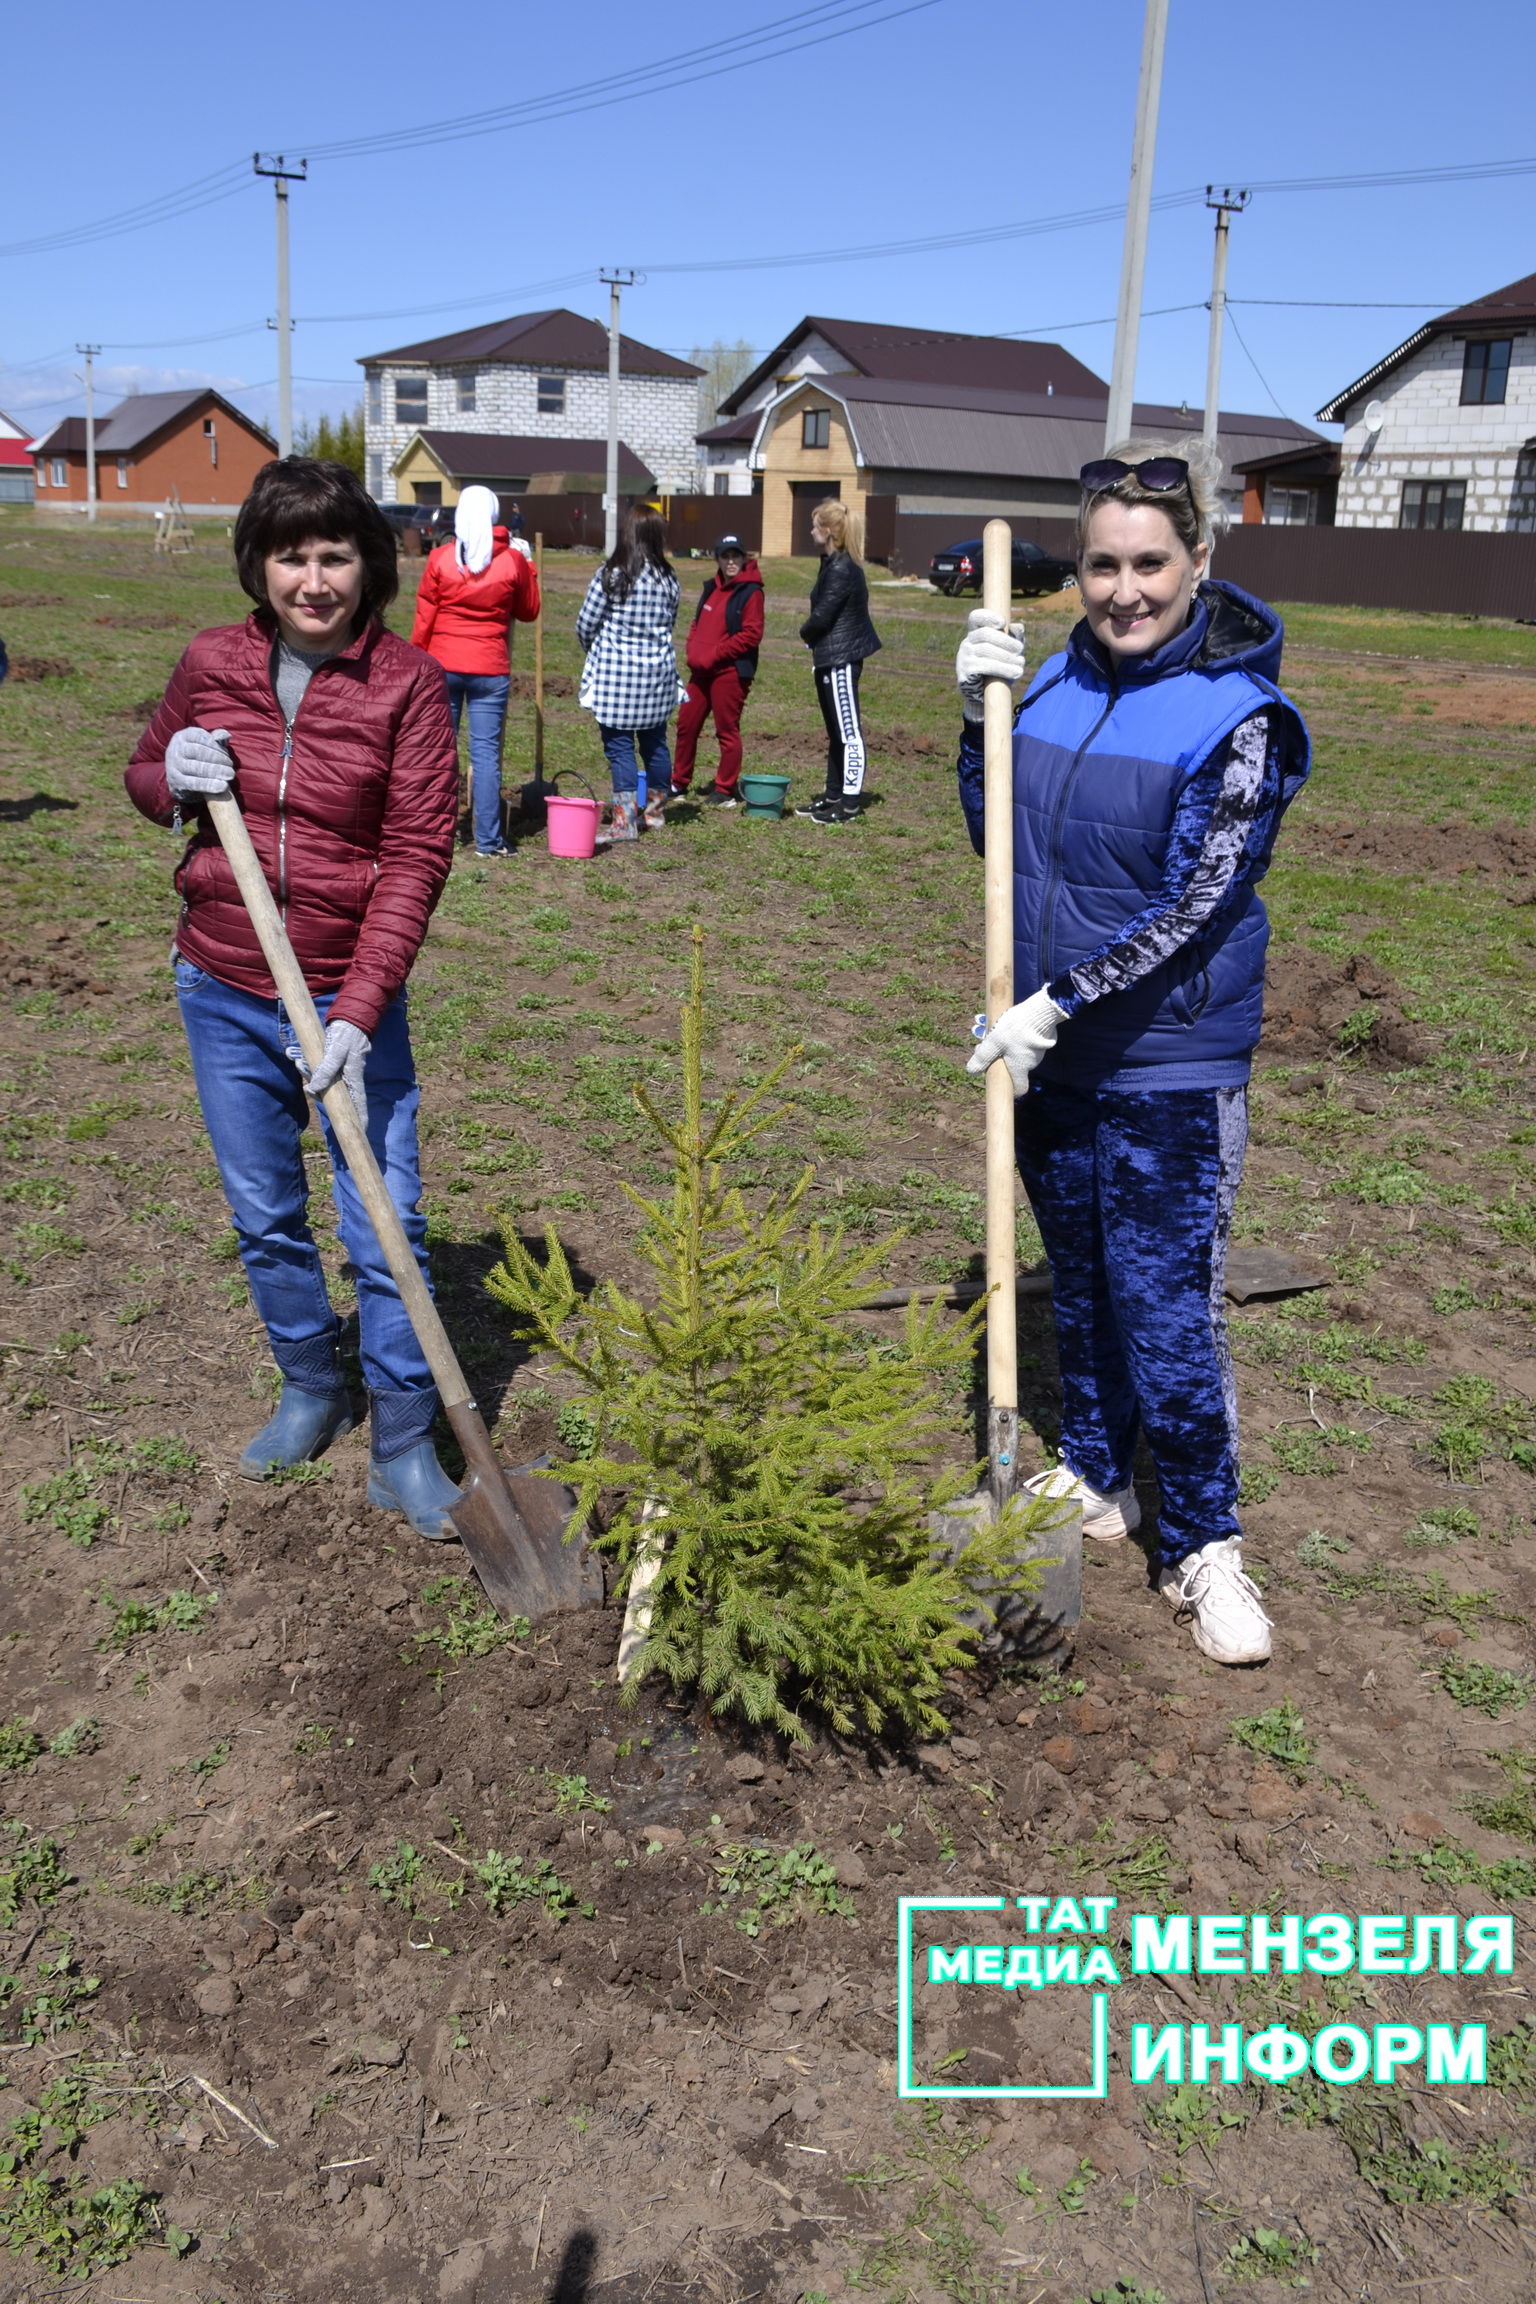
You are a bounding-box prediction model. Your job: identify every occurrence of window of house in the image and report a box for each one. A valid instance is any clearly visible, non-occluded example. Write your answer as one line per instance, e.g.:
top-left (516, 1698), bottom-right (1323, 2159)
top-left (536, 376), bottom-right (565, 415)
top-left (1265, 486), bottom-right (1317, 526)
top-left (203, 417), bottom-right (218, 469)
top-left (1461, 338), bottom-right (1512, 407)
top-left (801, 407), bottom-right (831, 450)
top-left (366, 376), bottom-right (382, 425)
top-left (713, 472), bottom-right (730, 496)
top-left (1400, 478), bottom-right (1466, 531)
top-left (394, 374), bottom-right (428, 426)
top-left (116, 458), bottom-right (129, 489)
top-left (367, 453), bottom-right (384, 496)
top-left (457, 372), bottom-right (477, 414)
top-left (50, 459), bottom-right (66, 488)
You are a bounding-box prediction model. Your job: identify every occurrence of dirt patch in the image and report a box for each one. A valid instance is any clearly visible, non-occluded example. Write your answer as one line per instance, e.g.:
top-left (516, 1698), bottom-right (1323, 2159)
top-left (1294, 815), bottom-right (1536, 881)
top-left (1403, 676), bottom-right (1536, 728)
top-left (7, 653), bottom-right (76, 681)
top-left (92, 610), bottom-right (189, 631)
top-left (1259, 947), bottom-right (1431, 1065)
top-left (510, 669), bottom-right (574, 700)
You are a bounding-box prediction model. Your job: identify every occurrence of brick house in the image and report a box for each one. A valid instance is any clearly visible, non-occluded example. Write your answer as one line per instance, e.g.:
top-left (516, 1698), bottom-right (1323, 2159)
top-left (1317, 270), bottom-right (1536, 531)
top-left (704, 316), bottom-right (1320, 557)
top-left (359, 310), bottom-right (701, 502)
top-left (30, 388), bottom-right (275, 515)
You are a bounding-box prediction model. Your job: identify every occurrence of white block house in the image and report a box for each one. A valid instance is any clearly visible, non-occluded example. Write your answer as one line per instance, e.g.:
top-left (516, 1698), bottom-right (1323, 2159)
top-left (359, 310), bottom-right (702, 501)
top-left (1318, 270), bottom-right (1536, 531)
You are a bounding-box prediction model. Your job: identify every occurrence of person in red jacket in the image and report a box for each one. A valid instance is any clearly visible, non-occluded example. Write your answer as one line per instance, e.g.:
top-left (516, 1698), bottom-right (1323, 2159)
top-left (411, 484), bottom-right (540, 857)
top-left (126, 457), bottom-right (464, 1538)
top-left (667, 535), bottom-right (764, 810)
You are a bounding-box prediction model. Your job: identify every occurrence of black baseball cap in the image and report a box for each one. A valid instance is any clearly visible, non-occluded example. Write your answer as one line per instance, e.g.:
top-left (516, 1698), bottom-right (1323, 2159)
top-left (712, 534), bottom-right (748, 557)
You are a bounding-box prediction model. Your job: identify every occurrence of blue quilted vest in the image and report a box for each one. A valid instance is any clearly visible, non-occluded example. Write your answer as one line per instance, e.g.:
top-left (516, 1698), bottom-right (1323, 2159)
top-left (1013, 580), bottom-right (1310, 1091)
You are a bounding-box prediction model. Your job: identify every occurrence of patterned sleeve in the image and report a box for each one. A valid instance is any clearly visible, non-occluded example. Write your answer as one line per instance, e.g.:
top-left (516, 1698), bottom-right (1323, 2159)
top-left (1047, 711), bottom-right (1280, 1015)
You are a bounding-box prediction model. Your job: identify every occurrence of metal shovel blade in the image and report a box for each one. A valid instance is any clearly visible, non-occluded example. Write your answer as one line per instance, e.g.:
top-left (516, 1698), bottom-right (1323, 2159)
top-left (931, 1491), bottom-right (1084, 1668)
top-left (444, 1412), bottom-right (603, 1621)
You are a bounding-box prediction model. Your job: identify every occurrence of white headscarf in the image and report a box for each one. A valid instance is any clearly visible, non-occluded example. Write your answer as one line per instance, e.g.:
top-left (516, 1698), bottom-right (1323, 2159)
top-left (454, 484), bottom-right (499, 576)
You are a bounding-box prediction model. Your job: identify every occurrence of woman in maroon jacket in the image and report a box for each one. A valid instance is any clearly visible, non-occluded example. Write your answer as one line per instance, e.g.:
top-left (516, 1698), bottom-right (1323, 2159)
top-left (668, 535), bottom-right (764, 809)
top-left (126, 458), bottom-right (463, 1536)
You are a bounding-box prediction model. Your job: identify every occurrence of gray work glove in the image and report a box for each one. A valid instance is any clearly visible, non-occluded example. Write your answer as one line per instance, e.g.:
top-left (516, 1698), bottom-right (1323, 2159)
top-left (956, 609), bottom-right (1026, 722)
top-left (164, 725), bottom-right (234, 796)
top-left (968, 987), bottom-right (1069, 1095)
top-left (290, 1020), bottom-right (371, 1130)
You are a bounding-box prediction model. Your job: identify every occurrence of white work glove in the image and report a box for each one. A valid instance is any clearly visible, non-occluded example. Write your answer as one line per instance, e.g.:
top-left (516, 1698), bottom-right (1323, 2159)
top-left (164, 726), bottom-right (234, 797)
top-left (290, 1020), bottom-right (371, 1130)
top-left (967, 987), bottom-right (1069, 1095)
top-left (508, 536), bottom-right (533, 561)
top-left (956, 609), bottom-right (1026, 723)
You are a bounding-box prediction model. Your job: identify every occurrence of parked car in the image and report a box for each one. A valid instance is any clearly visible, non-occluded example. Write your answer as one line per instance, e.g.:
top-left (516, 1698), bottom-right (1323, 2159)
top-left (378, 503), bottom-right (433, 538)
top-left (928, 537), bottom-right (1077, 597)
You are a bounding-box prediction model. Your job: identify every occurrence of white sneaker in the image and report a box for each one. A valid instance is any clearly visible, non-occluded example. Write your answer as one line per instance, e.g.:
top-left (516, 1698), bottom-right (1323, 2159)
top-left (1021, 1462), bottom-right (1141, 1544)
top-left (1158, 1540), bottom-right (1272, 1665)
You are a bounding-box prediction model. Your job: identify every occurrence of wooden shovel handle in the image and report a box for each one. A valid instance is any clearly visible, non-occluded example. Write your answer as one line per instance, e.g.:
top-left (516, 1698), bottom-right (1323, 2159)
top-left (204, 790), bottom-right (473, 1413)
top-left (981, 520), bottom-right (1018, 1445)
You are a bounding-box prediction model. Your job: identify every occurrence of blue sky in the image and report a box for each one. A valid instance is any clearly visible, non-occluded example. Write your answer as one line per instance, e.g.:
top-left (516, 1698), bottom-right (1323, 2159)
top-left (4, 0), bottom-right (1533, 447)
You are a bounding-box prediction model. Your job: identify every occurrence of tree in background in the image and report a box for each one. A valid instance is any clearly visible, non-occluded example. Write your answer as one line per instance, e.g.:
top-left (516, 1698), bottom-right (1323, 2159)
top-left (294, 405), bottom-right (365, 477)
top-left (688, 339), bottom-right (757, 432)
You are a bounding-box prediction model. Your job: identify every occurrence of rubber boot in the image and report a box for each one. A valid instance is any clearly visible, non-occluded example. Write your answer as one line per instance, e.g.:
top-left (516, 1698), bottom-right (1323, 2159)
top-left (600, 792), bottom-right (640, 845)
top-left (367, 1441), bottom-right (462, 1541)
top-left (239, 1383), bottom-right (354, 1481)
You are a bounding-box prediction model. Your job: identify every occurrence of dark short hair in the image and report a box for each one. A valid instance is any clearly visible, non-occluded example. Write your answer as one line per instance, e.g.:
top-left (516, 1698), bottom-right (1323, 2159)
top-left (233, 458), bottom-right (399, 627)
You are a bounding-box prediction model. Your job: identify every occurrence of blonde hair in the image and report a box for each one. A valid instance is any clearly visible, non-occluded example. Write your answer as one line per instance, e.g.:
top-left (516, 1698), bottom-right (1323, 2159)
top-left (1077, 437), bottom-right (1226, 563)
top-left (812, 499), bottom-right (863, 562)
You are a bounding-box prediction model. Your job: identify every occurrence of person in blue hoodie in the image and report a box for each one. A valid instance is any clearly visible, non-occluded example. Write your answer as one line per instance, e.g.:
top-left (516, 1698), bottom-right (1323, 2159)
top-left (954, 443), bottom-right (1310, 1668)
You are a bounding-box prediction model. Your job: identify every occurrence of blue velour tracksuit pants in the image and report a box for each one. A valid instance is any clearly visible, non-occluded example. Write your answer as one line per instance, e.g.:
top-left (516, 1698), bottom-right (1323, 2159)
top-left (1015, 1079), bottom-right (1248, 1568)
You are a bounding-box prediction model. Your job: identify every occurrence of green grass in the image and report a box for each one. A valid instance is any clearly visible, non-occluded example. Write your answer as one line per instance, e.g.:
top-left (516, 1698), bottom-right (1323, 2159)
top-left (1230, 1695), bottom-right (1315, 1775)
top-left (700, 1841), bottom-right (853, 1937)
top-left (401, 1574), bottom-right (530, 1665)
top-left (1436, 1658), bottom-right (1534, 1717)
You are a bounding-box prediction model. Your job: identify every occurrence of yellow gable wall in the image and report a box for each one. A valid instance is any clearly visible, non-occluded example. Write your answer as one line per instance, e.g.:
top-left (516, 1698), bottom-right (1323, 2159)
top-left (756, 391), bottom-right (868, 556)
top-left (392, 440), bottom-right (458, 506)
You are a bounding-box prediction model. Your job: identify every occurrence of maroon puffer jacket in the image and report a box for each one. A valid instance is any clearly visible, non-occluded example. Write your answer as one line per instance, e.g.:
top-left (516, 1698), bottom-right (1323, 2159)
top-left (127, 614), bottom-right (457, 1037)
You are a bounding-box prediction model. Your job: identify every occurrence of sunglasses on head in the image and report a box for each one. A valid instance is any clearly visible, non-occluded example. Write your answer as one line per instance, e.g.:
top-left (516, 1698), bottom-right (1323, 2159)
top-left (1079, 456), bottom-right (1191, 494)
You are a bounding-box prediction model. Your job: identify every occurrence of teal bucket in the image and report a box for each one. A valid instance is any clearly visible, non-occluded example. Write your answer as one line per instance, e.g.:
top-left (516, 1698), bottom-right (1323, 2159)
top-left (739, 772), bottom-right (791, 819)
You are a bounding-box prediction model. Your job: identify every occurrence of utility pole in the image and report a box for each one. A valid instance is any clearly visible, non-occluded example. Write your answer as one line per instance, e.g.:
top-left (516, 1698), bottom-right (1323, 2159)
top-left (1202, 186), bottom-right (1250, 452)
top-left (1103, 0), bottom-right (1170, 452)
top-left (254, 154), bottom-right (307, 457)
top-left (76, 344), bottom-right (101, 522)
top-left (599, 269), bottom-right (636, 557)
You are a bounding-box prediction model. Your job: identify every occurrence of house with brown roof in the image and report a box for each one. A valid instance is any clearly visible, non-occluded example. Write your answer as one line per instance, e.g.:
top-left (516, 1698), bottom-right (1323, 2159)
top-left (389, 431), bottom-right (655, 509)
top-left (29, 388), bottom-right (275, 515)
top-left (1316, 270), bottom-right (1536, 531)
top-left (359, 309), bottom-right (701, 503)
top-left (701, 314), bottom-right (1323, 557)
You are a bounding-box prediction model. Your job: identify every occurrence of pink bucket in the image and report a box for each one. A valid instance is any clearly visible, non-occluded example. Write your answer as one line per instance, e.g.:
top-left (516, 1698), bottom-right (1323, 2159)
top-left (545, 791), bottom-right (600, 859)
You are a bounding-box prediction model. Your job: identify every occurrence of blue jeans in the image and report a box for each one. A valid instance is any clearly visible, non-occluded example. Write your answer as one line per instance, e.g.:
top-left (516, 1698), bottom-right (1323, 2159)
top-left (1015, 1079), bottom-right (1249, 1567)
top-left (174, 958), bottom-right (438, 1453)
top-left (445, 671), bottom-right (511, 854)
top-left (598, 721), bottom-right (671, 799)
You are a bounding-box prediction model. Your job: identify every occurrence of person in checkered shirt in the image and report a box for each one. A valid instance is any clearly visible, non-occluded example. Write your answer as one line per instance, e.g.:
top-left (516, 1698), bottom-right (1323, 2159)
top-left (576, 510), bottom-right (682, 843)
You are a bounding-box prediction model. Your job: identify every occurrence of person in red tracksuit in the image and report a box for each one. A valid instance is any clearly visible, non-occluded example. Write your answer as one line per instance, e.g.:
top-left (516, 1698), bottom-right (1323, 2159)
top-left (667, 535), bottom-right (764, 810)
top-left (411, 485), bottom-right (541, 856)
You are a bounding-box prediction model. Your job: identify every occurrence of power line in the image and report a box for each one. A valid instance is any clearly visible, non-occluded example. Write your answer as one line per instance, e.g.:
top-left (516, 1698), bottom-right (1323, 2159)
top-left (301, 0), bottom-right (935, 160)
top-left (1223, 307), bottom-right (1293, 423)
top-left (0, 165), bottom-right (252, 262)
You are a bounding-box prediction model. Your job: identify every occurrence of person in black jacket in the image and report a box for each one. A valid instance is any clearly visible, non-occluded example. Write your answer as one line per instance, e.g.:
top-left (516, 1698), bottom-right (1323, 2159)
top-left (795, 500), bottom-right (880, 824)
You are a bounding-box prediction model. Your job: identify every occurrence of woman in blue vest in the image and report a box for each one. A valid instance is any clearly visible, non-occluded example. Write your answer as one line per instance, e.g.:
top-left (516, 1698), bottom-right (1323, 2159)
top-left (954, 445), bottom-right (1310, 1666)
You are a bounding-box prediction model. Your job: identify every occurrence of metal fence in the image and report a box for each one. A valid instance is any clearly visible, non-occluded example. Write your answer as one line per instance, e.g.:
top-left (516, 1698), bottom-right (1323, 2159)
top-left (1214, 525), bottom-right (1536, 620)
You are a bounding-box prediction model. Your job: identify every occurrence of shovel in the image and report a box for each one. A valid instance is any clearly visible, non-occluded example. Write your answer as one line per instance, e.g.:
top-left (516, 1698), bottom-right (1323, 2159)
top-left (930, 519), bottom-right (1082, 1653)
top-left (206, 789), bottom-right (602, 1624)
